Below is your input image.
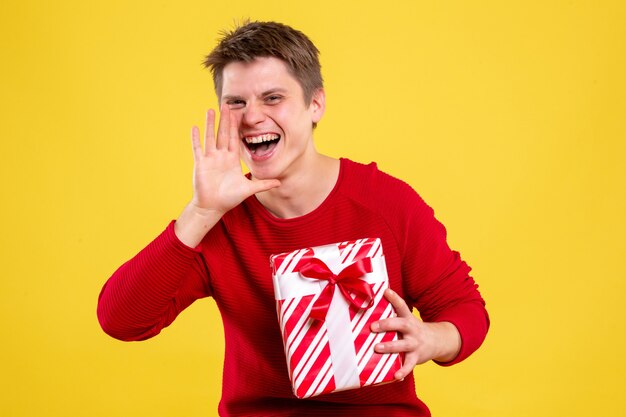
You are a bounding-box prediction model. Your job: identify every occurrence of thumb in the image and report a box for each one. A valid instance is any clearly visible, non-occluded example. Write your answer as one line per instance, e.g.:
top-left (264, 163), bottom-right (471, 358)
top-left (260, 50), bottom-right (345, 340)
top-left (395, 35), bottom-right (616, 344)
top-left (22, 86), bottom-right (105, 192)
top-left (249, 179), bottom-right (281, 194)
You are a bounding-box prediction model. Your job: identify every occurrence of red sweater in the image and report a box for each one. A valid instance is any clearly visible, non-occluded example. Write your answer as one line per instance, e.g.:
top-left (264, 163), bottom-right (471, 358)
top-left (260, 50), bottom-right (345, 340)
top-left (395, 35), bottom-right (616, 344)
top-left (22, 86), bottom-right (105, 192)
top-left (98, 158), bottom-right (489, 416)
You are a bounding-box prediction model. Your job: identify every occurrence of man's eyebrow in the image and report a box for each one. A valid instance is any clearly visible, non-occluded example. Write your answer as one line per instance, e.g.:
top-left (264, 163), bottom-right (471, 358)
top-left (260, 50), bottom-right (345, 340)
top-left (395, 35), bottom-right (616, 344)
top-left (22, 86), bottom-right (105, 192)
top-left (261, 88), bottom-right (287, 96)
top-left (222, 94), bottom-right (244, 102)
top-left (222, 88), bottom-right (288, 102)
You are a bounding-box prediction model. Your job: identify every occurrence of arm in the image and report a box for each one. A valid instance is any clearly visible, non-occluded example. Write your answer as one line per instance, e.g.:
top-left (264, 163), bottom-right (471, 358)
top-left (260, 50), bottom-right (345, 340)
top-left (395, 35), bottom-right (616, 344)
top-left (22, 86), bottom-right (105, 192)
top-left (371, 195), bottom-right (489, 378)
top-left (97, 222), bottom-right (209, 341)
top-left (97, 106), bottom-right (280, 340)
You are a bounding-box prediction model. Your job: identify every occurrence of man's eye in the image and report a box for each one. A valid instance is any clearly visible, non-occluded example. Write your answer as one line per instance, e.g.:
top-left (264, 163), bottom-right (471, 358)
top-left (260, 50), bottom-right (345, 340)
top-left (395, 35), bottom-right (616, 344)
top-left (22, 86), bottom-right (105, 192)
top-left (265, 95), bottom-right (282, 103)
top-left (227, 100), bottom-right (245, 109)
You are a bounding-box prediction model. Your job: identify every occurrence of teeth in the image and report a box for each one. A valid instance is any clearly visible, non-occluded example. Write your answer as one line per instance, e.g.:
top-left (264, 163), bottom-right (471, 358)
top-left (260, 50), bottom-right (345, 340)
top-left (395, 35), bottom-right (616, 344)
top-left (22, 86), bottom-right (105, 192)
top-left (244, 134), bottom-right (279, 144)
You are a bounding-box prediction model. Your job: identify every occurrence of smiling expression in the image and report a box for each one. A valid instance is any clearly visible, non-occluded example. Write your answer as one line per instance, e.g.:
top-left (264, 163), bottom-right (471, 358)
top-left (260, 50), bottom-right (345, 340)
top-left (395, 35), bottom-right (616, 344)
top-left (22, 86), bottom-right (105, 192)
top-left (220, 57), bottom-right (325, 181)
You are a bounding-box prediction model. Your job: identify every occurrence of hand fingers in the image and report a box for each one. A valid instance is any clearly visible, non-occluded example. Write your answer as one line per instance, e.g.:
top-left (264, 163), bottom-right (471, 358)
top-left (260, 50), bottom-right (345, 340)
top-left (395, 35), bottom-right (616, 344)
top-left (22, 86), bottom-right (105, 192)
top-left (249, 179), bottom-right (281, 195)
top-left (384, 288), bottom-right (413, 318)
top-left (371, 316), bottom-right (412, 334)
top-left (204, 109), bottom-right (216, 153)
top-left (228, 110), bottom-right (240, 152)
top-left (191, 126), bottom-right (202, 159)
top-left (373, 341), bottom-right (419, 381)
top-left (374, 338), bottom-right (416, 354)
top-left (216, 104), bottom-right (230, 150)
top-left (394, 353), bottom-right (418, 380)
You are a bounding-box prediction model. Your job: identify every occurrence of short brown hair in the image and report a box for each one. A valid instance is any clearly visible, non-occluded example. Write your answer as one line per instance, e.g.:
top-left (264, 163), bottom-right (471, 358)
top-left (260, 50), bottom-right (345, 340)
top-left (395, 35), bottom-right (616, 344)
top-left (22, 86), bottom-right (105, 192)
top-left (203, 21), bottom-right (323, 104)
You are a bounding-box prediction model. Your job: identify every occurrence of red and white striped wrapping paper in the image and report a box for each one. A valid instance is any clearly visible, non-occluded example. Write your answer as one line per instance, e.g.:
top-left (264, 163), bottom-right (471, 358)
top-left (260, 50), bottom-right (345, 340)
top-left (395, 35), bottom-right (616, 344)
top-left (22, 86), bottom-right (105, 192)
top-left (270, 238), bottom-right (403, 399)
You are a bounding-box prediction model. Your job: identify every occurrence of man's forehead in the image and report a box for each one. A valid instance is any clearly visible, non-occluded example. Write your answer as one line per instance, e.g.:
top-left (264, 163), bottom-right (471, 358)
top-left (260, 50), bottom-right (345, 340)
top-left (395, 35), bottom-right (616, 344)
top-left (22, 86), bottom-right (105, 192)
top-left (221, 57), bottom-right (301, 95)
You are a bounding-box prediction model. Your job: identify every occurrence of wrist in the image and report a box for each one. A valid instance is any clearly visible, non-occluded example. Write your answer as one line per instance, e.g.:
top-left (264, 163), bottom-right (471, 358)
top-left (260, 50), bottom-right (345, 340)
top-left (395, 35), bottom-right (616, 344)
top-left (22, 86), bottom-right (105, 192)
top-left (188, 200), bottom-right (227, 219)
top-left (431, 321), bottom-right (461, 363)
top-left (175, 202), bottom-right (224, 247)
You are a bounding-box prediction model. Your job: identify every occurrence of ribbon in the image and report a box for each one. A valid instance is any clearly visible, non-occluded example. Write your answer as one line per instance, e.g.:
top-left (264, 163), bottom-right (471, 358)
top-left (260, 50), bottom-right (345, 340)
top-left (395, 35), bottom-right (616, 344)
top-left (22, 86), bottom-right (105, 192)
top-left (298, 257), bottom-right (374, 321)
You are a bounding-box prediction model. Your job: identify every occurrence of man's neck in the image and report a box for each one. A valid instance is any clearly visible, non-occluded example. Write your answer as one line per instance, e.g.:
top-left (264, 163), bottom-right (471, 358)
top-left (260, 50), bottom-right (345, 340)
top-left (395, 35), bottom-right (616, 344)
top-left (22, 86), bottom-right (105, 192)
top-left (255, 154), bottom-right (340, 219)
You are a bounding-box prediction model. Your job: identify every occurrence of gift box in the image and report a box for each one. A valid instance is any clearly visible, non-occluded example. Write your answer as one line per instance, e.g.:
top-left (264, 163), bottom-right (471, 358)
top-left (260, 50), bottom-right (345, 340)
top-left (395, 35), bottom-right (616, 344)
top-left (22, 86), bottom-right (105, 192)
top-left (270, 238), bottom-right (403, 399)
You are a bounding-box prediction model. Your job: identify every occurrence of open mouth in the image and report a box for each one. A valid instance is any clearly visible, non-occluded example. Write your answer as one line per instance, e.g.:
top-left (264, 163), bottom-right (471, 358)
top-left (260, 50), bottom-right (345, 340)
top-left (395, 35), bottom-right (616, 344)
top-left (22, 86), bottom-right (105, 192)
top-left (244, 133), bottom-right (281, 157)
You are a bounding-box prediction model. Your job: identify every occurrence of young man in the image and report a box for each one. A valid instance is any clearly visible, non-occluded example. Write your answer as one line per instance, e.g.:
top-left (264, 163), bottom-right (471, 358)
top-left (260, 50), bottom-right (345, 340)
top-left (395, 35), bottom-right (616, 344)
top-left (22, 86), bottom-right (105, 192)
top-left (98, 21), bottom-right (489, 416)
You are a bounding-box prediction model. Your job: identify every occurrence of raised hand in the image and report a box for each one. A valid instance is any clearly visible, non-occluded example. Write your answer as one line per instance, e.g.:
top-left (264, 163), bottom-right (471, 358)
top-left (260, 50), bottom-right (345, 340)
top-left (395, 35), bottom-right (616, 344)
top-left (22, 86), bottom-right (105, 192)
top-left (370, 289), bottom-right (462, 380)
top-left (191, 105), bottom-right (280, 214)
top-left (175, 106), bottom-right (280, 247)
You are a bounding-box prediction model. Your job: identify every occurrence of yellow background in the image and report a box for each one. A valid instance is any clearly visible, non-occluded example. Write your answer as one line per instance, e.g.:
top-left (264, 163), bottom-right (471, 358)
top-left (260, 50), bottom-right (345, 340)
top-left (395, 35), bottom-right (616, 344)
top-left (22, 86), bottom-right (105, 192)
top-left (1, 0), bottom-right (625, 416)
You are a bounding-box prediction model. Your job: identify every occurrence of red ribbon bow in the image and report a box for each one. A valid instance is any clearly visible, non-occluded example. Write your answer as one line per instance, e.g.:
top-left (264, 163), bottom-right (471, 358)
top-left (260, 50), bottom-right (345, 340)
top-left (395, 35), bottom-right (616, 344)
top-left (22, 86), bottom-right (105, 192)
top-left (298, 257), bottom-right (375, 321)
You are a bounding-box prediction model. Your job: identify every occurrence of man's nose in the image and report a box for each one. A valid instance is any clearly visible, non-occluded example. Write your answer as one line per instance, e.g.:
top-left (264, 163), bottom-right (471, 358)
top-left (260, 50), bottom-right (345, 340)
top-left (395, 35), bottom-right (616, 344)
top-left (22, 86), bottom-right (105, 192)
top-left (242, 102), bottom-right (265, 126)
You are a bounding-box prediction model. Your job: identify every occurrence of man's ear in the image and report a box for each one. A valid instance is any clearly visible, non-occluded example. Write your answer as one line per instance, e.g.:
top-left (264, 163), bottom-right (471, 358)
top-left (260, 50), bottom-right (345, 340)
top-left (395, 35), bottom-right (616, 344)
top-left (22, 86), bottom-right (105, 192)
top-left (310, 88), bottom-right (326, 124)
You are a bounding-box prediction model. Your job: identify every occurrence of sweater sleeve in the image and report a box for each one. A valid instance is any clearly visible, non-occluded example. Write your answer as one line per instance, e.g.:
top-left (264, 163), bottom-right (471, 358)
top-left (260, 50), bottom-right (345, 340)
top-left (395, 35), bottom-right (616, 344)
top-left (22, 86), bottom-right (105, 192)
top-left (401, 195), bottom-right (489, 366)
top-left (97, 221), bottom-right (212, 341)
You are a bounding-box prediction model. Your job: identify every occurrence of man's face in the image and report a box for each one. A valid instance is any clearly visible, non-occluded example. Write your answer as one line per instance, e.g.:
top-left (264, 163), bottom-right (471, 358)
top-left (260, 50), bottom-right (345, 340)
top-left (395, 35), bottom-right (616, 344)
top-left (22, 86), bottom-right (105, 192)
top-left (220, 56), bottom-right (324, 181)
